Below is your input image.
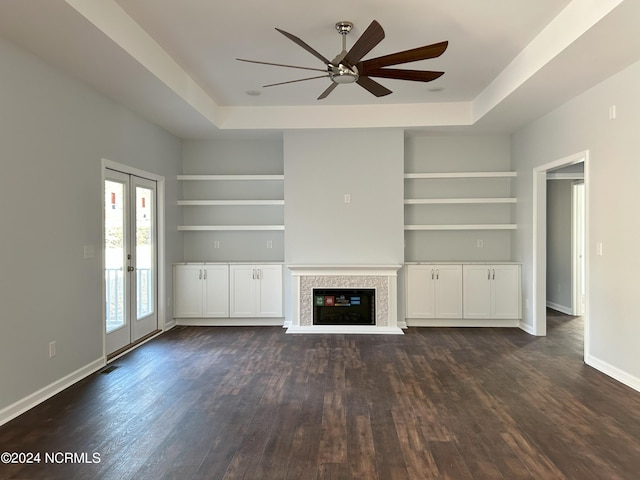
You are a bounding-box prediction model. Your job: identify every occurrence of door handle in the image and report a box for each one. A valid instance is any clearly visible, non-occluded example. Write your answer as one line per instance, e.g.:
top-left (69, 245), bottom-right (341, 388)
top-left (127, 266), bottom-right (135, 272)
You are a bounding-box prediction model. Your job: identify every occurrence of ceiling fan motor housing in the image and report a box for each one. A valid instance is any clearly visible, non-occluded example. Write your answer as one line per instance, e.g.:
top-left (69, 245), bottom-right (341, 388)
top-left (329, 63), bottom-right (359, 84)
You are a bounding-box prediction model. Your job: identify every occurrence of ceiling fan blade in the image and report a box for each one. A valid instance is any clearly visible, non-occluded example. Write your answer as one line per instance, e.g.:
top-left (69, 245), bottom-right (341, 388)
top-left (342, 20), bottom-right (385, 67)
top-left (356, 76), bottom-right (392, 97)
top-left (317, 83), bottom-right (338, 100)
top-left (359, 41), bottom-right (448, 70)
top-left (275, 28), bottom-right (331, 65)
top-left (263, 75), bottom-right (329, 88)
top-left (364, 68), bottom-right (444, 83)
top-left (237, 58), bottom-right (327, 73)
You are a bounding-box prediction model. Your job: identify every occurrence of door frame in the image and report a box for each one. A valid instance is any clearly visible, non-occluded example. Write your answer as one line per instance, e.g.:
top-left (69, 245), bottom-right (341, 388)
top-left (532, 150), bottom-right (589, 354)
top-left (101, 158), bottom-right (166, 360)
top-left (571, 182), bottom-right (586, 316)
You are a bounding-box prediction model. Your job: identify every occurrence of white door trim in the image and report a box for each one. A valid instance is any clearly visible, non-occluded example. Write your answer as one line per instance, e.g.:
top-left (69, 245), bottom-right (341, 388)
top-left (101, 158), bottom-right (166, 359)
top-left (532, 150), bottom-right (589, 360)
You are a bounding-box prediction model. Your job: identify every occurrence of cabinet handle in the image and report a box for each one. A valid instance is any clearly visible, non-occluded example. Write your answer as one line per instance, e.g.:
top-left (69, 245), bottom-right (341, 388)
top-left (199, 269), bottom-right (202, 280)
top-left (492, 269), bottom-right (495, 280)
top-left (203, 269), bottom-right (207, 280)
top-left (252, 268), bottom-right (256, 280)
top-left (431, 269), bottom-right (434, 280)
top-left (436, 269), bottom-right (439, 280)
top-left (488, 269), bottom-right (491, 280)
top-left (256, 268), bottom-right (261, 280)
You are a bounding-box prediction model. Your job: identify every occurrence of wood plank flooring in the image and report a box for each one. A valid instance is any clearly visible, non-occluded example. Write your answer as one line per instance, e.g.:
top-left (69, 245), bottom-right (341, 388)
top-left (1, 311), bottom-right (640, 479)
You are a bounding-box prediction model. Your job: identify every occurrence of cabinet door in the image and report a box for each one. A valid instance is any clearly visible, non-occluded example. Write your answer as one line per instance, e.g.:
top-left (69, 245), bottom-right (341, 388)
top-left (229, 265), bottom-right (256, 317)
top-left (491, 265), bottom-right (521, 319)
top-left (463, 265), bottom-right (492, 319)
top-left (173, 265), bottom-right (204, 318)
top-left (434, 265), bottom-right (463, 318)
top-left (203, 265), bottom-right (229, 317)
top-left (405, 265), bottom-right (436, 318)
top-left (255, 265), bottom-right (283, 317)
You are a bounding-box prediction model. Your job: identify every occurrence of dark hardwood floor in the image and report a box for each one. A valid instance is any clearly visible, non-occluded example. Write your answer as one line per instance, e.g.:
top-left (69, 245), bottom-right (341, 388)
top-left (2, 312), bottom-right (640, 479)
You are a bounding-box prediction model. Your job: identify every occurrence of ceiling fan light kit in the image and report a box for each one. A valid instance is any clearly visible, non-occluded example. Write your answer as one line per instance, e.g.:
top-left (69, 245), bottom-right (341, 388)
top-left (237, 20), bottom-right (447, 100)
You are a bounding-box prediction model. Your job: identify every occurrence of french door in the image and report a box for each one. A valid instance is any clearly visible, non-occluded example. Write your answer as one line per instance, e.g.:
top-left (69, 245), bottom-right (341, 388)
top-left (104, 169), bottom-right (158, 356)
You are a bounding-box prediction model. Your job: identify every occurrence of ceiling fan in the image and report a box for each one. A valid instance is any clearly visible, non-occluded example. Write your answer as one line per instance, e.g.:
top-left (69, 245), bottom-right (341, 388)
top-left (237, 20), bottom-right (448, 100)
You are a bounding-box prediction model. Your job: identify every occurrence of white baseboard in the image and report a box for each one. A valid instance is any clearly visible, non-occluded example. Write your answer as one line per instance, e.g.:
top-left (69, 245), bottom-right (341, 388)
top-left (546, 301), bottom-right (573, 315)
top-left (519, 321), bottom-right (536, 335)
top-left (406, 318), bottom-right (519, 328)
top-left (586, 354), bottom-right (640, 393)
top-left (163, 319), bottom-right (177, 331)
top-left (0, 358), bottom-right (105, 427)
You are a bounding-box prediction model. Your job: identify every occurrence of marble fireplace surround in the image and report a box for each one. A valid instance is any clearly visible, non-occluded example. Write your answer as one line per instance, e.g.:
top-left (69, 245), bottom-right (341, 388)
top-left (286, 265), bottom-right (404, 334)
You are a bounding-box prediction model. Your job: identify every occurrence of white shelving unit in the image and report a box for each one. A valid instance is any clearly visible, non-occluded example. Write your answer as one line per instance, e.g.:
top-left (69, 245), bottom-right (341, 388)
top-left (177, 174), bottom-right (285, 232)
top-left (404, 171), bottom-right (517, 231)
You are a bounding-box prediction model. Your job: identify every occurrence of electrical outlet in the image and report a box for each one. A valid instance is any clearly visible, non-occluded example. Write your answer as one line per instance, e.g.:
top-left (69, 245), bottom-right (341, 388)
top-left (344, 193), bottom-right (351, 204)
top-left (266, 240), bottom-right (273, 249)
top-left (214, 240), bottom-right (220, 249)
top-left (49, 341), bottom-right (56, 358)
top-left (609, 105), bottom-right (616, 120)
top-left (477, 239), bottom-right (484, 249)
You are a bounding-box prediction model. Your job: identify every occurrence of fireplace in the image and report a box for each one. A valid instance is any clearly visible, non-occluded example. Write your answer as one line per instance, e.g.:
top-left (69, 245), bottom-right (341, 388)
top-left (313, 288), bottom-right (375, 326)
top-left (287, 265), bottom-right (403, 334)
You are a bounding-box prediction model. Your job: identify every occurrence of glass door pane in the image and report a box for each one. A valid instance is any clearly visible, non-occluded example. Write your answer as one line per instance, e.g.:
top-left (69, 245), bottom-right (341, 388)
top-left (105, 179), bottom-right (127, 333)
top-left (135, 185), bottom-right (154, 320)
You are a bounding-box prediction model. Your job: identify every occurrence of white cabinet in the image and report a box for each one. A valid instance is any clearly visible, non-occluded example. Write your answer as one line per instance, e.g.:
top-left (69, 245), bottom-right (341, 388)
top-left (405, 264), bottom-right (462, 319)
top-left (174, 264), bottom-right (229, 318)
top-left (463, 264), bottom-right (521, 319)
top-left (229, 264), bottom-right (283, 318)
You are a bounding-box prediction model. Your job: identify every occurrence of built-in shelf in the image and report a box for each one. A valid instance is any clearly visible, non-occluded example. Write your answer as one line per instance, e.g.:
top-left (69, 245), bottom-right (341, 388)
top-left (177, 174), bottom-right (284, 181)
top-left (404, 172), bottom-right (517, 179)
top-left (177, 174), bottom-right (285, 233)
top-left (404, 198), bottom-right (516, 205)
top-left (405, 224), bottom-right (517, 231)
top-left (178, 225), bottom-right (285, 231)
top-left (404, 170), bottom-right (516, 232)
top-left (178, 200), bottom-right (284, 206)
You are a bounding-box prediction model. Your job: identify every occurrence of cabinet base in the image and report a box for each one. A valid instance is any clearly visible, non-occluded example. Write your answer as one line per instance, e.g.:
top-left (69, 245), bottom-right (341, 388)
top-left (176, 318), bottom-right (285, 327)
top-left (406, 318), bottom-right (520, 328)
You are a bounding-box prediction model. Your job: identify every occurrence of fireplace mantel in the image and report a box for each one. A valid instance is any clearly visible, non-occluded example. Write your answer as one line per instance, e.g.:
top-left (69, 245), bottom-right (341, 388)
top-left (286, 265), bottom-right (403, 334)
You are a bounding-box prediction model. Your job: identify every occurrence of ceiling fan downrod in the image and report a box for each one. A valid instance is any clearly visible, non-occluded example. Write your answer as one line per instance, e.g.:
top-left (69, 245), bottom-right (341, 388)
top-left (331, 21), bottom-right (358, 84)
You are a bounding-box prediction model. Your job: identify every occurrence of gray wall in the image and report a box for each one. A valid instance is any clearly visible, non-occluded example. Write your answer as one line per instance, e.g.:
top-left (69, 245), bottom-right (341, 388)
top-left (181, 138), bottom-right (284, 262)
top-left (284, 129), bottom-right (404, 265)
top-left (513, 57), bottom-right (640, 384)
top-left (0, 38), bottom-right (182, 413)
top-left (404, 135), bottom-right (513, 262)
top-left (546, 179), bottom-right (573, 311)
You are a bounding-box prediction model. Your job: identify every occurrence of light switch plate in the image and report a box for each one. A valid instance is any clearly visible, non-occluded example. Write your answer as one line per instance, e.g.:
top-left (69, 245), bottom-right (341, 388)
top-left (83, 245), bottom-right (95, 259)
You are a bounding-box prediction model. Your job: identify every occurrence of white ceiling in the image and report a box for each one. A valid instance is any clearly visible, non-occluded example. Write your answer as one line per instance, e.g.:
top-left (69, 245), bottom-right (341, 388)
top-left (1, 0), bottom-right (639, 138)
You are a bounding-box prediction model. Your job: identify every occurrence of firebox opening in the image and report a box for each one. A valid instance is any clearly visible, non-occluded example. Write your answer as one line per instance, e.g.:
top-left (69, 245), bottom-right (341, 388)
top-left (313, 288), bottom-right (376, 326)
